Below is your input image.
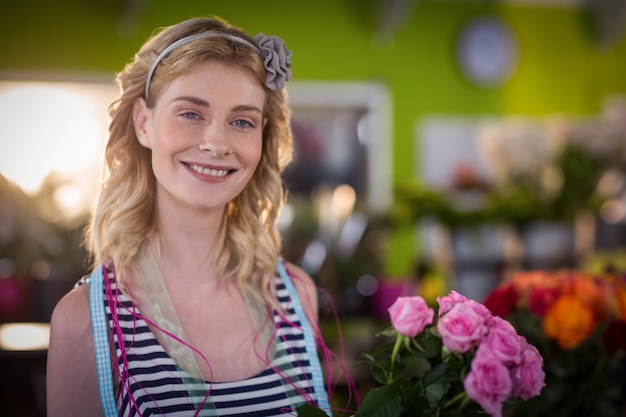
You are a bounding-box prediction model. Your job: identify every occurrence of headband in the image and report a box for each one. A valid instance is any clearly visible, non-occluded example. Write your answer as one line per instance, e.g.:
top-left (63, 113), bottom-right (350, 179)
top-left (145, 31), bottom-right (292, 99)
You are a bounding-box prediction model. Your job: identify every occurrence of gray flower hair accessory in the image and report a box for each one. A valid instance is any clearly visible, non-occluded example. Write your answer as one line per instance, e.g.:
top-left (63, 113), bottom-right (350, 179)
top-left (145, 31), bottom-right (293, 99)
top-left (254, 33), bottom-right (292, 90)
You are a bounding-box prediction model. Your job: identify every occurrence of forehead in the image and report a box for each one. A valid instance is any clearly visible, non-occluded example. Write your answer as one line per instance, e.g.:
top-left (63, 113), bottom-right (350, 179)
top-left (157, 61), bottom-right (266, 108)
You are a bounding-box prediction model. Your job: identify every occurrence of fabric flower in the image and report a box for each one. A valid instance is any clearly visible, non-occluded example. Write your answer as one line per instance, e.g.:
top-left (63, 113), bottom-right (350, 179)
top-left (254, 33), bottom-right (292, 90)
top-left (388, 296), bottom-right (434, 337)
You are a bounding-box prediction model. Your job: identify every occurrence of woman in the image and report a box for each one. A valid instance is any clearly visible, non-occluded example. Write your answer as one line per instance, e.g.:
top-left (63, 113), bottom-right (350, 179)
top-left (47, 16), bottom-right (341, 416)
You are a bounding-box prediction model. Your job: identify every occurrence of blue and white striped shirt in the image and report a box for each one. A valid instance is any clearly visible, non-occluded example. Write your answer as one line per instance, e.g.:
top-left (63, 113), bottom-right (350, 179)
top-left (82, 267), bottom-right (323, 416)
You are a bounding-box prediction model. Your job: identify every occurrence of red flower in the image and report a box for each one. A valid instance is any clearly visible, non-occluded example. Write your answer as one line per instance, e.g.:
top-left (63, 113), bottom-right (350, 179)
top-left (527, 286), bottom-right (561, 316)
top-left (484, 284), bottom-right (518, 319)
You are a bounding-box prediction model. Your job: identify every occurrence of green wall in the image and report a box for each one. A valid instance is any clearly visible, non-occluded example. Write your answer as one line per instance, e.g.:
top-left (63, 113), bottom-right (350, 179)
top-left (1, 0), bottom-right (625, 184)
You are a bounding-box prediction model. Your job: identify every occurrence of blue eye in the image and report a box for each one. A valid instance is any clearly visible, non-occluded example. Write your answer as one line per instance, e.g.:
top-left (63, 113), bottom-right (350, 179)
top-left (233, 119), bottom-right (254, 128)
top-left (181, 111), bottom-right (201, 120)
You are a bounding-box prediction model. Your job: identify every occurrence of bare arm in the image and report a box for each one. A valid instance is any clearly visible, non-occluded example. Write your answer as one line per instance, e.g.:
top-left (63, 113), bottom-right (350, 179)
top-left (46, 284), bottom-right (104, 417)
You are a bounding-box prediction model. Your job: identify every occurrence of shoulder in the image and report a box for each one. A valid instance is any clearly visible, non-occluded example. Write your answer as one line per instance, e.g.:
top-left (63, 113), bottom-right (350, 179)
top-left (48, 285), bottom-right (93, 370)
top-left (47, 284), bottom-right (93, 369)
top-left (282, 261), bottom-right (319, 327)
top-left (47, 283), bottom-right (103, 416)
top-left (49, 283), bottom-right (91, 336)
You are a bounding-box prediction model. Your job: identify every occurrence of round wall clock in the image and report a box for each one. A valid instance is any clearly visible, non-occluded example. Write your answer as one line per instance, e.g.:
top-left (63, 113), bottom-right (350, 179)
top-left (455, 16), bottom-right (519, 88)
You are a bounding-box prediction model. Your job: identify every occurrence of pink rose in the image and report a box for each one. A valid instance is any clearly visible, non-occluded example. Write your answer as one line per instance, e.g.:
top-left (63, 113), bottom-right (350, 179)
top-left (437, 302), bottom-right (488, 353)
top-left (388, 296), bottom-right (434, 337)
top-left (479, 316), bottom-right (522, 366)
top-left (465, 298), bottom-right (493, 321)
top-left (464, 352), bottom-right (513, 417)
top-left (438, 291), bottom-right (492, 320)
top-left (437, 290), bottom-right (468, 315)
top-left (510, 338), bottom-right (545, 400)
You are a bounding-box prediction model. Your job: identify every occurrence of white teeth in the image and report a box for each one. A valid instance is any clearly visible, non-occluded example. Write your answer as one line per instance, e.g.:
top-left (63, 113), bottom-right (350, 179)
top-left (190, 165), bottom-right (229, 177)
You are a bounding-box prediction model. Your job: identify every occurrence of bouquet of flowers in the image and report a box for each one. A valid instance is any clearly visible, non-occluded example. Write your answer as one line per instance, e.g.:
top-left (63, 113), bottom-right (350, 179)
top-left (299, 291), bottom-right (545, 417)
top-left (484, 269), bottom-right (626, 417)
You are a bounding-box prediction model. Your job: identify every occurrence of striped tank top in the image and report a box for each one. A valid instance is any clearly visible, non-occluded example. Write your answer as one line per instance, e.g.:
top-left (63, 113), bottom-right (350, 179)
top-left (82, 264), bottom-right (329, 416)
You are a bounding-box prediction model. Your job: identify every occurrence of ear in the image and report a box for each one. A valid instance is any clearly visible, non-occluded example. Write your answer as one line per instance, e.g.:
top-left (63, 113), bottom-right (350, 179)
top-left (133, 97), bottom-right (152, 149)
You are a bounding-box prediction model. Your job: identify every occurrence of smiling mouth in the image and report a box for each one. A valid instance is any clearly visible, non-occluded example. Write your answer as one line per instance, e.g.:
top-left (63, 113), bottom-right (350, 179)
top-left (189, 164), bottom-right (231, 177)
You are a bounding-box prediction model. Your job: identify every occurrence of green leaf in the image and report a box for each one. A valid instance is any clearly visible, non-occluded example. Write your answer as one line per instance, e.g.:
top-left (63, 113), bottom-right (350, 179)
top-left (417, 334), bottom-right (443, 359)
top-left (398, 355), bottom-right (431, 380)
top-left (370, 362), bottom-right (389, 384)
top-left (295, 403), bottom-right (330, 417)
top-left (377, 327), bottom-right (398, 338)
top-left (356, 347), bottom-right (395, 385)
top-left (355, 385), bottom-right (403, 417)
top-left (423, 362), bottom-right (454, 386)
top-left (399, 384), bottom-right (427, 414)
top-left (365, 342), bottom-right (395, 361)
top-left (426, 383), bottom-right (446, 408)
top-left (361, 353), bottom-right (376, 364)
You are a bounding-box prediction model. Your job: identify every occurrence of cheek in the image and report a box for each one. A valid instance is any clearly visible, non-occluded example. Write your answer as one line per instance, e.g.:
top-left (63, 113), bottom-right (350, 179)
top-left (244, 137), bottom-right (264, 168)
top-left (154, 117), bottom-right (199, 150)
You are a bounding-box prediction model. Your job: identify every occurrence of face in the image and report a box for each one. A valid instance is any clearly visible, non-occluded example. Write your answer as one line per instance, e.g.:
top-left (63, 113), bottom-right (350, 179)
top-left (133, 61), bottom-right (265, 215)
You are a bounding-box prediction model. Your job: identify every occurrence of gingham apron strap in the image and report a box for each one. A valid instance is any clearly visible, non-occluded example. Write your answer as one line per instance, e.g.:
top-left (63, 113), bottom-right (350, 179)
top-left (276, 259), bottom-right (332, 416)
top-left (88, 264), bottom-right (118, 416)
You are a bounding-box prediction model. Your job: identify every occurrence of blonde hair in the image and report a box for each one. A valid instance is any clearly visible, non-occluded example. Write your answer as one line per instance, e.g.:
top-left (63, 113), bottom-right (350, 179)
top-left (85, 17), bottom-right (294, 305)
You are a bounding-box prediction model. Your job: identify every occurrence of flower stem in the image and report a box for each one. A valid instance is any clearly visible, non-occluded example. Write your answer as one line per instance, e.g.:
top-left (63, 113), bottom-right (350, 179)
top-left (388, 334), bottom-right (403, 384)
top-left (441, 391), bottom-right (467, 410)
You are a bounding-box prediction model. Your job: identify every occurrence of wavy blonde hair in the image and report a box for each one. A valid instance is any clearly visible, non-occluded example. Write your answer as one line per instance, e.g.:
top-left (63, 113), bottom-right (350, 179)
top-left (85, 17), bottom-right (293, 305)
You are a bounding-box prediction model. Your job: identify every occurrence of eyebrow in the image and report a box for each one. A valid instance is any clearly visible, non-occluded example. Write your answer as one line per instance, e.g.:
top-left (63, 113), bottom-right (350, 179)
top-left (171, 96), bottom-right (209, 107)
top-left (171, 96), bottom-right (263, 114)
top-left (232, 104), bottom-right (263, 114)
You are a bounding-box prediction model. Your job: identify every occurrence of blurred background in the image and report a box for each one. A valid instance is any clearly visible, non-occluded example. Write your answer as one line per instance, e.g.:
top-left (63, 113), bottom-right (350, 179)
top-left (1, 0), bottom-right (626, 415)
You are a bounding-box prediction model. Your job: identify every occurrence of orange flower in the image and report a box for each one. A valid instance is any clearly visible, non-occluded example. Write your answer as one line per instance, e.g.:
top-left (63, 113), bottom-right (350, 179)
top-left (512, 270), bottom-right (560, 309)
top-left (542, 295), bottom-right (596, 350)
top-left (567, 274), bottom-right (609, 318)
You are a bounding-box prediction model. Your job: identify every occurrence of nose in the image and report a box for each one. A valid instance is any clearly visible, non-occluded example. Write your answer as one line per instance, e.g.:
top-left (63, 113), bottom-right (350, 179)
top-left (199, 142), bottom-right (231, 156)
top-left (198, 125), bottom-right (231, 157)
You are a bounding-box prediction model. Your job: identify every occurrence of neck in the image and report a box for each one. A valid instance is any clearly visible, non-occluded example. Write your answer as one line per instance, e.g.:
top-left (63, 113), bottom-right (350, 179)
top-left (151, 200), bottom-right (227, 285)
